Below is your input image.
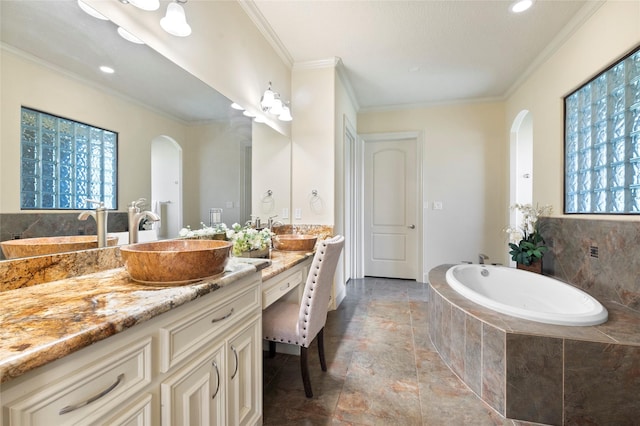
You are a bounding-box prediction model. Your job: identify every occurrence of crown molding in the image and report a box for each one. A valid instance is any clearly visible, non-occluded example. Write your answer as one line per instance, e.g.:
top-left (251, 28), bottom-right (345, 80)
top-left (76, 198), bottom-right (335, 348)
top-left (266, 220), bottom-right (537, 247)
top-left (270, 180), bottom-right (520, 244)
top-left (292, 58), bottom-right (341, 70)
top-left (504, 0), bottom-right (605, 99)
top-left (238, 0), bottom-right (294, 68)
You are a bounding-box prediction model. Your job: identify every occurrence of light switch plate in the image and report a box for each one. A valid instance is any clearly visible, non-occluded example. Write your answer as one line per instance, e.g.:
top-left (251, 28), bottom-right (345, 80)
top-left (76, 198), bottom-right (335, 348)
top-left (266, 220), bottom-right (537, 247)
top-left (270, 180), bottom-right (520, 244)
top-left (282, 208), bottom-right (289, 219)
top-left (433, 201), bottom-right (443, 210)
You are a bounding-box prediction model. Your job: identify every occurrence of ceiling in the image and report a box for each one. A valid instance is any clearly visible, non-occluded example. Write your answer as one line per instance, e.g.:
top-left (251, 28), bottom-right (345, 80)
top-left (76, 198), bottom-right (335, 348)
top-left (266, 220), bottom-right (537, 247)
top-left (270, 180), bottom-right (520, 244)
top-left (1, 0), bottom-right (600, 119)
top-left (249, 0), bottom-right (600, 110)
top-left (0, 0), bottom-right (235, 123)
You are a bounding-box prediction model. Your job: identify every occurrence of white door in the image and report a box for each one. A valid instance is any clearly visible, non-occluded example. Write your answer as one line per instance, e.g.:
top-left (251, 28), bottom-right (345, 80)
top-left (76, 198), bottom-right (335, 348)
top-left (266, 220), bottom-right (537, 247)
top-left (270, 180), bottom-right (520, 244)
top-left (364, 138), bottom-right (418, 279)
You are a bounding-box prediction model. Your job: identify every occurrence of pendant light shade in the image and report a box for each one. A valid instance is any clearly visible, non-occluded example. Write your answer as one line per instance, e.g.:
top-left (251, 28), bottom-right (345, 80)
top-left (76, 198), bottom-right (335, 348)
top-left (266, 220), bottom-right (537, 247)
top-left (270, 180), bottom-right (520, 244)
top-left (161, 2), bottom-right (192, 37)
top-left (129, 0), bottom-right (160, 11)
top-left (269, 97), bottom-right (284, 116)
top-left (260, 85), bottom-right (276, 111)
top-left (77, 0), bottom-right (108, 20)
top-left (258, 82), bottom-right (293, 122)
top-left (278, 105), bottom-right (293, 122)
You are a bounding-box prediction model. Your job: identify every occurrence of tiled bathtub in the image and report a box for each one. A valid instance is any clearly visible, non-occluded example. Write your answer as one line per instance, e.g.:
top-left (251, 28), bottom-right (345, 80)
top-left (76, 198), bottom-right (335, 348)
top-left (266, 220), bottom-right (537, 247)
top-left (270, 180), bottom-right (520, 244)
top-left (428, 264), bottom-right (640, 425)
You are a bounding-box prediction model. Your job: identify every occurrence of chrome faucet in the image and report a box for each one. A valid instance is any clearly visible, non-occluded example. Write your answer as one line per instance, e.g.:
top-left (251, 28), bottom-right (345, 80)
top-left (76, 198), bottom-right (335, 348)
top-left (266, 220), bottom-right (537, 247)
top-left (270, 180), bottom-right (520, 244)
top-left (267, 215), bottom-right (283, 232)
top-left (128, 198), bottom-right (160, 244)
top-left (246, 216), bottom-right (261, 229)
top-left (78, 199), bottom-right (108, 248)
top-left (479, 253), bottom-right (489, 264)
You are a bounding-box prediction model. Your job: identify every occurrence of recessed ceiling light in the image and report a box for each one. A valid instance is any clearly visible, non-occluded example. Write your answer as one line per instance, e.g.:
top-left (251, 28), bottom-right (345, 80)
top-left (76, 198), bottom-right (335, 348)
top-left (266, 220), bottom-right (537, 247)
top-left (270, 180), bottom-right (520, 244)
top-left (511, 0), bottom-right (533, 13)
top-left (99, 66), bottom-right (115, 74)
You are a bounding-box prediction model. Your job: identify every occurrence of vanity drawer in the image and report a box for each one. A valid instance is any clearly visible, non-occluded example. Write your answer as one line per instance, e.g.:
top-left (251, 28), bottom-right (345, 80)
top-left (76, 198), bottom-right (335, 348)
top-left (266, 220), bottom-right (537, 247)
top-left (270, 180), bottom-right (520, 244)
top-left (7, 338), bottom-right (152, 426)
top-left (262, 267), bottom-right (304, 308)
top-left (159, 281), bottom-right (260, 372)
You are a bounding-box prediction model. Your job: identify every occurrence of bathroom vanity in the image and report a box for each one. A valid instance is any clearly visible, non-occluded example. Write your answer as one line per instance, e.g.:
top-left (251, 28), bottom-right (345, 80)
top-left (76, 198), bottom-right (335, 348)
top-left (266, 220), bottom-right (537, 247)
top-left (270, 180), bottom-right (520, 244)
top-left (0, 248), bottom-right (313, 426)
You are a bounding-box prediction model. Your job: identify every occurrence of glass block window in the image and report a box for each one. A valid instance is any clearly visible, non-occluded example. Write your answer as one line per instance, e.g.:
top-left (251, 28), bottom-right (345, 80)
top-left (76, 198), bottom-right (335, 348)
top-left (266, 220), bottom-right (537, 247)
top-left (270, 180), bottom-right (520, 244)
top-left (565, 46), bottom-right (640, 214)
top-left (20, 107), bottom-right (117, 210)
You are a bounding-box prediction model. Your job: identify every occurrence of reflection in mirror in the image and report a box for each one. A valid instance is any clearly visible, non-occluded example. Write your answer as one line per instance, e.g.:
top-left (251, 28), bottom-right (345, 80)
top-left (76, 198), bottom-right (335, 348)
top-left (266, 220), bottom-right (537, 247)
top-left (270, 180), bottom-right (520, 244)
top-left (0, 0), bottom-right (256, 259)
top-left (252, 122), bottom-right (291, 225)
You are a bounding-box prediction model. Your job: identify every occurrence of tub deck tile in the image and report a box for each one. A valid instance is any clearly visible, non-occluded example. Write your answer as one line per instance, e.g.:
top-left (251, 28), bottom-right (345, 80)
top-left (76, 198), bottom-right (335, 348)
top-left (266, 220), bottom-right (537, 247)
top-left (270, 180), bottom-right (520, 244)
top-left (505, 334), bottom-right (563, 425)
top-left (564, 340), bottom-right (640, 424)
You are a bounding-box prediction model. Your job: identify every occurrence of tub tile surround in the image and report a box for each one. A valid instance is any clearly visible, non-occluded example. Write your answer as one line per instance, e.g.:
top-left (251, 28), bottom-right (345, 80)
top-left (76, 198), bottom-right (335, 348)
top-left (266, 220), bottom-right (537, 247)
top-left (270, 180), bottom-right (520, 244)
top-left (540, 217), bottom-right (640, 312)
top-left (428, 265), bottom-right (640, 424)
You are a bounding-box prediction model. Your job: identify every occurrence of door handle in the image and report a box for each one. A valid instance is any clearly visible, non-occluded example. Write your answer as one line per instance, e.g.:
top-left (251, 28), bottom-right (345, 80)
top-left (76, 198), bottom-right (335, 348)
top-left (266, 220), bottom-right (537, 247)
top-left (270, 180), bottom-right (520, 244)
top-left (408, 224), bottom-right (416, 229)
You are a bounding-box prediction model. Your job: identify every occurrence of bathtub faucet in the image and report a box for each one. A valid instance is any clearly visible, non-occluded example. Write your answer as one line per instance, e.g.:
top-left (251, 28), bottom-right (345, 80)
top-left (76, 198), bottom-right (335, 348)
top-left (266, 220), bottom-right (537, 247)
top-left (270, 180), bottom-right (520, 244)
top-left (478, 253), bottom-right (489, 264)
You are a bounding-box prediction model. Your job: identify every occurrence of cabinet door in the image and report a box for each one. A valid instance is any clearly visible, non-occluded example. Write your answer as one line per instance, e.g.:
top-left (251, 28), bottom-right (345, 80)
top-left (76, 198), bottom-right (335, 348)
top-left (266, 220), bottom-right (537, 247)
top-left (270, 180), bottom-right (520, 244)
top-left (227, 317), bottom-right (262, 426)
top-left (161, 343), bottom-right (225, 426)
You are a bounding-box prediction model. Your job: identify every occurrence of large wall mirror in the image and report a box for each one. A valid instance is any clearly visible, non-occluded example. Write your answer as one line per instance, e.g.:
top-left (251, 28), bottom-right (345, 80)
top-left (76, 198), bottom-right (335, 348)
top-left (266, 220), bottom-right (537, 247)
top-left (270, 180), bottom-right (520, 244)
top-left (0, 0), bottom-right (291, 258)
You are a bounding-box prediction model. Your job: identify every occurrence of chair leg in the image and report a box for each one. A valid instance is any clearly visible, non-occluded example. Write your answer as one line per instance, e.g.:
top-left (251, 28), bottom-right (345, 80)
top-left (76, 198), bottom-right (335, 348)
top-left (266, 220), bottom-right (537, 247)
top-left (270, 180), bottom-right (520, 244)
top-left (300, 346), bottom-right (313, 398)
top-left (317, 327), bottom-right (327, 372)
top-left (268, 341), bottom-right (276, 358)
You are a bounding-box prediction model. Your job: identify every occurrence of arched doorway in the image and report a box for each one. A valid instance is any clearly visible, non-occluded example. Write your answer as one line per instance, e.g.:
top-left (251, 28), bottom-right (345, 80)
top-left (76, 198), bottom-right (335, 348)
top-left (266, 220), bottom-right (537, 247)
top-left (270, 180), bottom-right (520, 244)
top-left (151, 135), bottom-right (182, 239)
top-left (509, 110), bottom-right (533, 265)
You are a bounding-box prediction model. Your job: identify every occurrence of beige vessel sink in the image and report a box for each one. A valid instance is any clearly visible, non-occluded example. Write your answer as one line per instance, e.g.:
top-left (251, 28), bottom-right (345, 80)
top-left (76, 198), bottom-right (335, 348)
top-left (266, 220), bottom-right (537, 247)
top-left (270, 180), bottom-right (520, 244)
top-left (120, 239), bottom-right (233, 285)
top-left (1, 235), bottom-right (118, 259)
top-left (272, 234), bottom-right (318, 252)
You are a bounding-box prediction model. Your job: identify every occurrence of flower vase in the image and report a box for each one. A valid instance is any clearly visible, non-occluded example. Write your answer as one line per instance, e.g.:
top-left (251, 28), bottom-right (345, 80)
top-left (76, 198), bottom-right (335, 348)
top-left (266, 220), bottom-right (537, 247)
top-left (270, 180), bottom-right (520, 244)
top-left (517, 259), bottom-right (542, 274)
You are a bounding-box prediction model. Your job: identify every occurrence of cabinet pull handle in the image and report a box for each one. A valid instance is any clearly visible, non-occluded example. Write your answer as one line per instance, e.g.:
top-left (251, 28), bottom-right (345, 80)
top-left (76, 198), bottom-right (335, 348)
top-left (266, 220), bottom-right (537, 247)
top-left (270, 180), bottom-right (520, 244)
top-left (211, 307), bottom-right (234, 323)
top-left (212, 360), bottom-right (221, 400)
top-left (279, 282), bottom-right (291, 291)
top-left (59, 373), bottom-right (124, 415)
top-left (231, 345), bottom-right (239, 380)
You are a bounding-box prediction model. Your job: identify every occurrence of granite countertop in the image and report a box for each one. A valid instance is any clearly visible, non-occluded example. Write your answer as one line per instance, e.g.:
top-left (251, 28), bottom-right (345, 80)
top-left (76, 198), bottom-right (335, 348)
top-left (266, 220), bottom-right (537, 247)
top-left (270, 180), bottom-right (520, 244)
top-left (0, 249), bottom-right (313, 384)
top-left (261, 249), bottom-right (314, 281)
top-left (0, 258), bottom-right (269, 383)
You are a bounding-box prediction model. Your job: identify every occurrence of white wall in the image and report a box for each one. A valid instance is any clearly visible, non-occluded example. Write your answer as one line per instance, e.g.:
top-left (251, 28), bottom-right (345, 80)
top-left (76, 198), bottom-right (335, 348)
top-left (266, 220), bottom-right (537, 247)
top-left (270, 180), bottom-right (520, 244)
top-left (333, 65), bottom-right (359, 305)
top-left (358, 102), bottom-right (506, 273)
top-left (0, 48), bottom-right (187, 213)
top-left (291, 65), bottom-right (336, 225)
top-left (505, 0), bottom-right (640, 220)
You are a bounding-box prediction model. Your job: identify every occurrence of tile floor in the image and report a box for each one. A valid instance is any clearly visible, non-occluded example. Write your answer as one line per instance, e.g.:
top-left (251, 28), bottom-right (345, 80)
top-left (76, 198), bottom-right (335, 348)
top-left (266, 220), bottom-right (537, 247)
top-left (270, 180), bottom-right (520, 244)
top-left (263, 277), bottom-right (535, 425)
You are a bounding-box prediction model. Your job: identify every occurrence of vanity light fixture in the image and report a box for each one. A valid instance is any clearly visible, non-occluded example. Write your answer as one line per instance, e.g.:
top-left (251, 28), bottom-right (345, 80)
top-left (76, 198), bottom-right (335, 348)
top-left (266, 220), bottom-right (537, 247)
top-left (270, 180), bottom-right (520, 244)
top-left (127, 0), bottom-right (160, 11)
top-left (77, 0), bottom-right (109, 20)
top-left (278, 104), bottom-right (292, 122)
top-left (260, 82), bottom-right (292, 122)
top-left (510, 0), bottom-right (533, 13)
top-left (231, 102), bottom-right (245, 111)
top-left (117, 27), bottom-right (145, 44)
top-left (160, 0), bottom-right (192, 37)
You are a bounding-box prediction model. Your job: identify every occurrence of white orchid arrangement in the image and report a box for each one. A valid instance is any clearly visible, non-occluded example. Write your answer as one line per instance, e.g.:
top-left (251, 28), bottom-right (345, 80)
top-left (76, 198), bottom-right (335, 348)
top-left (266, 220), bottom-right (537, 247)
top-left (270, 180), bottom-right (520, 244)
top-left (226, 223), bottom-right (273, 256)
top-left (505, 203), bottom-right (553, 265)
top-left (178, 222), bottom-right (228, 239)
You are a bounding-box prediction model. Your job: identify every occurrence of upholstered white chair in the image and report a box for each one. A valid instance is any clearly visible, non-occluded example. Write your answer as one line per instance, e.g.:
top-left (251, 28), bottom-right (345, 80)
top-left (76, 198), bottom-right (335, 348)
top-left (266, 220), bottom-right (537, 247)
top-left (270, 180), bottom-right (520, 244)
top-left (262, 235), bottom-right (345, 398)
